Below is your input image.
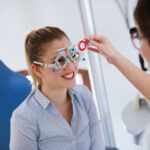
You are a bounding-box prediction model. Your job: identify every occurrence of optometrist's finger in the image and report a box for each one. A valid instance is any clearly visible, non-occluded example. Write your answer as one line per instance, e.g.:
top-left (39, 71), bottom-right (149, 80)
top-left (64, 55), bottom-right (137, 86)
top-left (84, 35), bottom-right (106, 43)
top-left (87, 47), bottom-right (100, 53)
top-left (87, 47), bottom-right (105, 58)
top-left (87, 46), bottom-right (111, 63)
top-left (85, 35), bottom-right (119, 64)
top-left (87, 39), bottom-right (103, 50)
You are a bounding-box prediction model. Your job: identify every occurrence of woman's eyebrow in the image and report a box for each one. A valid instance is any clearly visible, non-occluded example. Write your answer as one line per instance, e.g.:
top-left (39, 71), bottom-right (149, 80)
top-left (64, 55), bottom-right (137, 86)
top-left (50, 56), bottom-right (57, 61)
top-left (56, 46), bottom-right (67, 52)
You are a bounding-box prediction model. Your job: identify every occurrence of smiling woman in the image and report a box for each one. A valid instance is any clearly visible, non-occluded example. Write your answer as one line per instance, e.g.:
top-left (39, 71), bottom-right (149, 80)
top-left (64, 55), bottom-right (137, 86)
top-left (10, 26), bottom-right (105, 150)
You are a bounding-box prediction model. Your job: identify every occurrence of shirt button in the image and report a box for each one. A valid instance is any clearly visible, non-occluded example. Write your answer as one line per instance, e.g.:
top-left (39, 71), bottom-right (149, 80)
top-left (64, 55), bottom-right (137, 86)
top-left (72, 140), bottom-right (75, 144)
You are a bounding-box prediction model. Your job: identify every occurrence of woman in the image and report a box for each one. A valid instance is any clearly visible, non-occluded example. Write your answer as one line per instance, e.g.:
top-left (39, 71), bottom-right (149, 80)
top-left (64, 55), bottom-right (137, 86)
top-left (10, 26), bottom-right (105, 150)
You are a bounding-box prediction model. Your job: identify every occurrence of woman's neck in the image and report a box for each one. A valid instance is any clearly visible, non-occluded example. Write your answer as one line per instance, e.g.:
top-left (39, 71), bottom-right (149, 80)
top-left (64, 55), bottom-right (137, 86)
top-left (40, 85), bottom-right (68, 106)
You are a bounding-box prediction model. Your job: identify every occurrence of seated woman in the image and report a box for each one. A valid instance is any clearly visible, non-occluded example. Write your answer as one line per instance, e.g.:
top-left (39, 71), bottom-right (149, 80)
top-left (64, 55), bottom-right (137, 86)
top-left (10, 26), bottom-right (105, 150)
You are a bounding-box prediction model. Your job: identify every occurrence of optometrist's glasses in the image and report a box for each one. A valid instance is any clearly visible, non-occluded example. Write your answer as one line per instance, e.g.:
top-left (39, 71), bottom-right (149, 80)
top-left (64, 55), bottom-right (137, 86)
top-left (130, 27), bottom-right (148, 71)
top-left (130, 27), bottom-right (144, 50)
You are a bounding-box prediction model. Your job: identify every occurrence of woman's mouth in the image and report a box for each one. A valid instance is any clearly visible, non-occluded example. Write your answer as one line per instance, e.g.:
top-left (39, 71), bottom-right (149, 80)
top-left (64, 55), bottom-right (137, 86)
top-left (63, 72), bottom-right (74, 80)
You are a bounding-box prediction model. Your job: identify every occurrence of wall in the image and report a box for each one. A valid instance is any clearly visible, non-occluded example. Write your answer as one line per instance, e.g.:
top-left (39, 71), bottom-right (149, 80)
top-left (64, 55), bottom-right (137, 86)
top-left (0, 0), bottom-right (86, 71)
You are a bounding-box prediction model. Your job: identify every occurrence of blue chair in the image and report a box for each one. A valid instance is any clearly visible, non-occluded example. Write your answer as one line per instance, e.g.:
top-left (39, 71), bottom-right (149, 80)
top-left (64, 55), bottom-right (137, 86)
top-left (0, 60), bottom-right (32, 150)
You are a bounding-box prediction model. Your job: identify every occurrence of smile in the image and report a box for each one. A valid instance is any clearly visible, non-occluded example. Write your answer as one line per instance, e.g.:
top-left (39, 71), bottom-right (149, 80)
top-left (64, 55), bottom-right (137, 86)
top-left (63, 72), bottom-right (74, 80)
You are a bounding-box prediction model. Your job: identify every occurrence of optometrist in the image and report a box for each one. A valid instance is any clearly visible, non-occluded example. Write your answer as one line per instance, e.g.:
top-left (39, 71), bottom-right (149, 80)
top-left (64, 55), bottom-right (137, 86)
top-left (85, 0), bottom-right (150, 149)
top-left (85, 0), bottom-right (150, 101)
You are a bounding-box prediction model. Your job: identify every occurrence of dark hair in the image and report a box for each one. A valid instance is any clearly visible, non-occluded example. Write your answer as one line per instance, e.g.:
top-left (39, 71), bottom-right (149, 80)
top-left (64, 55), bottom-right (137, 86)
top-left (134, 0), bottom-right (150, 44)
top-left (25, 26), bottom-right (69, 88)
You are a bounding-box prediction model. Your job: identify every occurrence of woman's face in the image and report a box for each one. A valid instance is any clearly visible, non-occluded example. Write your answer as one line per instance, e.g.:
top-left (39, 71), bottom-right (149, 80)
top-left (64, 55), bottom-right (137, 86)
top-left (40, 37), bottom-right (78, 90)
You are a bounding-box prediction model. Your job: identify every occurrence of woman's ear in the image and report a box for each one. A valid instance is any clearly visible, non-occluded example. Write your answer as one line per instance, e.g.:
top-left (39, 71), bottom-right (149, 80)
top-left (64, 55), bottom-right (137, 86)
top-left (31, 64), bottom-right (43, 78)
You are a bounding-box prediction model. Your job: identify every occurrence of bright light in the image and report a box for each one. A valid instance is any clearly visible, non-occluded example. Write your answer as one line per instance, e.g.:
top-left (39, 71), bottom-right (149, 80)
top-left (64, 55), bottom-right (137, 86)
top-left (76, 73), bottom-right (83, 85)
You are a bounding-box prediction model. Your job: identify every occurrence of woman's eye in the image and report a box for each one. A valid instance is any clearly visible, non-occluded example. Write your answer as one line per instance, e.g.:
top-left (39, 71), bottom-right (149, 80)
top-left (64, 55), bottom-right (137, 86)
top-left (73, 52), bottom-right (79, 58)
top-left (58, 57), bottom-right (66, 66)
top-left (58, 58), bottom-right (63, 62)
top-left (72, 54), bottom-right (76, 58)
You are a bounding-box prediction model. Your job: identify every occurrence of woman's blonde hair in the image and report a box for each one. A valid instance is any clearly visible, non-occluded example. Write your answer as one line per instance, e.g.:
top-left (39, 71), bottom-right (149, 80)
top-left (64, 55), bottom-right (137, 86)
top-left (25, 26), bottom-right (69, 89)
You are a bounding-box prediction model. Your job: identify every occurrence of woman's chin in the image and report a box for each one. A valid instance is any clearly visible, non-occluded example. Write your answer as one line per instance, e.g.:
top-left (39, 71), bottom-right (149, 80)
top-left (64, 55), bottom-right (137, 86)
top-left (65, 80), bottom-right (76, 89)
top-left (61, 73), bottom-right (77, 88)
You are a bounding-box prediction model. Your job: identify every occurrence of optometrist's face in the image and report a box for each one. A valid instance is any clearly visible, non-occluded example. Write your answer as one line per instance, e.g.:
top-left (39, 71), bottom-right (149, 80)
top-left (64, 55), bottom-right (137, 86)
top-left (140, 39), bottom-right (150, 65)
top-left (40, 37), bottom-right (78, 89)
top-left (138, 28), bottom-right (150, 65)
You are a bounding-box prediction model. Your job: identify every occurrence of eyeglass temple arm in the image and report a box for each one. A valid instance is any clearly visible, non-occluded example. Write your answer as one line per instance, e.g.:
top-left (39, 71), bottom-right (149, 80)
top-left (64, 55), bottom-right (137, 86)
top-left (33, 61), bottom-right (44, 66)
top-left (139, 54), bottom-right (148, 71)
top-left (33, 61), bottom-right (54, 68)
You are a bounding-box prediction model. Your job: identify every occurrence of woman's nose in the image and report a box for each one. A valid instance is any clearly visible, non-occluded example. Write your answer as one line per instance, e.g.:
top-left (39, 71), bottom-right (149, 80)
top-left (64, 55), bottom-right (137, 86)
top-left (65, 60), bottom-right (73, 70)
top-left (65, 49), bottom-right (70, 57)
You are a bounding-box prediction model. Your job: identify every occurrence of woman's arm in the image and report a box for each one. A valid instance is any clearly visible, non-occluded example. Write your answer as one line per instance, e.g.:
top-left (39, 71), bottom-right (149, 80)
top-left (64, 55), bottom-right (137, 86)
top-left (85, 35), bottom-right (150, 101)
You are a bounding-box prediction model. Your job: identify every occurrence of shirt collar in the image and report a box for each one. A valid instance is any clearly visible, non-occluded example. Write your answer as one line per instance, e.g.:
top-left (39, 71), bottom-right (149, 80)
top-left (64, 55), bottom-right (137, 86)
top-left (34, 88), bottom-right (51, 109)
top-left (34, 88), bottom-right (76, 109)
top-left (69, 87), bottom-right (76, 95)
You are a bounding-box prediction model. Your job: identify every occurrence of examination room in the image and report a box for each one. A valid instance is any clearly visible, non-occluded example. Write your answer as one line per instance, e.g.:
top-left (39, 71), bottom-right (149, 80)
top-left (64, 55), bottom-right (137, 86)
top-left (1, 0), bottom-right (150, 150)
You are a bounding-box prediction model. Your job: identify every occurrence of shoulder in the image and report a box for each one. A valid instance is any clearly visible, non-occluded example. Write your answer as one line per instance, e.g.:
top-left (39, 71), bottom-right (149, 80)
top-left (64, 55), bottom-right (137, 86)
top-left (70, 84), bottom-right (91, 96)
top-left (142, 124), bottom-right (150, 139)
top-left (70, 84), bottom-right (93, 110)
top-left (140, 124), bottom-right (150, 148)
top-left (11, 89), bottom-right (38, 124)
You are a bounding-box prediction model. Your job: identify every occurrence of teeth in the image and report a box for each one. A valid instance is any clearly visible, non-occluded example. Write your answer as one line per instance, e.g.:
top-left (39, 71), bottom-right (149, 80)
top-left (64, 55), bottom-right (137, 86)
top-left (64, 73), bottom-right (73, 78)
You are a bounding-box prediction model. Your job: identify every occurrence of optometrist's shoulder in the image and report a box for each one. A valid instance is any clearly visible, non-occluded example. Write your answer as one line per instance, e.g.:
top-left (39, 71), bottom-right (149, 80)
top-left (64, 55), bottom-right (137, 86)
top-left (84, 35), bottom-right (150, 101)
top-left (140, 123), bottom-right (150, 150)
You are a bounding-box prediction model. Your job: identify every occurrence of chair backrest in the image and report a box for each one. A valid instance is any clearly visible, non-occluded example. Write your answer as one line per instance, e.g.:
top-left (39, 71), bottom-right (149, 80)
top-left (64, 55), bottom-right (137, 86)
top-left (0, 60), bottom-right (32, 150)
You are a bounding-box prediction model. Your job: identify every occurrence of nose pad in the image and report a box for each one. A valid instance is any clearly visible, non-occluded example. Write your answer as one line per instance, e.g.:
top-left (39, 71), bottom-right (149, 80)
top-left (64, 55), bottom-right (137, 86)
top-left (65, 50), bottom-right (71, 57)
top-left (63, 49), bottom-right (74, 70)
top-left (65, 49), bottom-right (72, 61)
top-left (64, 60), bottom-right (73, 70)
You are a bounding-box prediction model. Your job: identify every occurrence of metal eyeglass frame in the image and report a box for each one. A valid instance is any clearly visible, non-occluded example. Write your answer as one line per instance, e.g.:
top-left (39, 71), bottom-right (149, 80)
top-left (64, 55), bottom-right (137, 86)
top-left (130, 27), bottom-right (145, 50)
top-left (33, 43), bottom-right (84, 72)
top-left (130, 27), bottom-right (148, 71)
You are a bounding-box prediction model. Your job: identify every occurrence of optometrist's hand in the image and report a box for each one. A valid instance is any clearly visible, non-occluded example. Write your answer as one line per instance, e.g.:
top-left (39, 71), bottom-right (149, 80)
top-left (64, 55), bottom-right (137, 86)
top-left (84, 35), bottom-right (119, 64)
